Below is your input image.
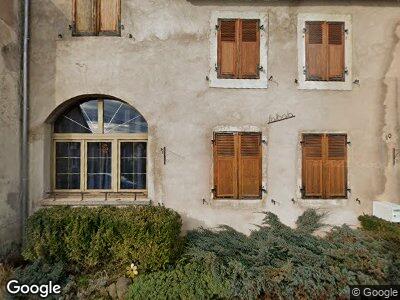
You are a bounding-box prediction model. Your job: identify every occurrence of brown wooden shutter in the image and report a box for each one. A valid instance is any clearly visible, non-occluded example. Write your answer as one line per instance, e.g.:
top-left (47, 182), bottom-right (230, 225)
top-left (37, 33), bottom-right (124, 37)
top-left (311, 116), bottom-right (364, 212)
top-left (73, 0), bottom-right (96, 36)
top-left (213, 133), bottom-right (238, 198)
top-left (238, 133), bottom-right (262, 198)
top-left (305, 21), bottom-right (326, 81)
top-left (325, 134), bottom-right (347, 198)
top-left (302, 134), bottom-right (324, 198)
top-left (239, 19), bottom-right (260, 79)
top-left (218, 19), bottom-right (238, 78)
top-left (98, 0), bottom-right (120, 35)
top-left (327, 22), bottom-right (345, 81)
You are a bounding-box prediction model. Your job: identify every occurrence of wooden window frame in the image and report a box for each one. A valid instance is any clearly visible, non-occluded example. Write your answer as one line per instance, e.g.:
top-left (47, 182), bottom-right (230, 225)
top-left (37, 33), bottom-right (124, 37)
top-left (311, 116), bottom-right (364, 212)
top-left (72, 0), bottom-right (121, 37)
top-left (52, 99), bottom-right (147, 195)
top-left (297, 14), bottom-right (352, 91)
top-left (213, 131), bottom-right (262, 200)
top-left (301, 133), bottom-right (348, 199)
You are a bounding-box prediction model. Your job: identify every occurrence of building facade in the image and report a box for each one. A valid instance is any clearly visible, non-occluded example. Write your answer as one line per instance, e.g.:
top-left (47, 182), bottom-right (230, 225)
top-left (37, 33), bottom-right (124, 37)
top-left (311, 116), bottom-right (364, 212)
top-left (0, 0), bottom-right (21, 244)
top-left (2, 0), bottom-right (400, 240)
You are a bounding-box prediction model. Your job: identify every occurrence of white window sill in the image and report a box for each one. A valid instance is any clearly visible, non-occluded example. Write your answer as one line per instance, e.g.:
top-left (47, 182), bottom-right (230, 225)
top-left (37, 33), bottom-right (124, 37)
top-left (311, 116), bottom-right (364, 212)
top-left (210, 198), bottom-right (264, 209)
top-left (297, 80), bottom-right (352, 91)
top-left (297, 198), bottom-right (349, 208)
top-left (209, 78), bottom-right (268, 89)
top-left (40, 198), bottom-right (151, 207)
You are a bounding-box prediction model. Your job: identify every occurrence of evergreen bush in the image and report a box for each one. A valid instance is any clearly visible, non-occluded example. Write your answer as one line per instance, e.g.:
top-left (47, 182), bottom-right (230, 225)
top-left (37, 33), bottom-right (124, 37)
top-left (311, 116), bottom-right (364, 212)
top-left (22, 206), bottom-right (182, 273)
top-left (128, 210), bottom-right (400, 300)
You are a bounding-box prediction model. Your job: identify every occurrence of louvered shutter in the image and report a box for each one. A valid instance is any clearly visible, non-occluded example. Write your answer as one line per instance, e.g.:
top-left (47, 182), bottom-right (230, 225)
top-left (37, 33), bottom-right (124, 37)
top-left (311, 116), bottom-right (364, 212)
top-left (302, 134), bottom-right (324, 198)
top-left (73, 0), bottom-right (96, 35)
top-left (305, 21), bottom-right (326, 81)
top-left (326, 134), bottom-right (347, 198)
top-left (239, 19), bottom-right (260, 79)
top-left (327, 22), bottom-right (345, 81)
top-left (98, 0), bottom-right (120, 35)
top-left (214, 133), bottom-right (238, 198)
top-left (238, 133), bottom-right (261, 198)
top-left (218, 19), bottom-right (238, 78)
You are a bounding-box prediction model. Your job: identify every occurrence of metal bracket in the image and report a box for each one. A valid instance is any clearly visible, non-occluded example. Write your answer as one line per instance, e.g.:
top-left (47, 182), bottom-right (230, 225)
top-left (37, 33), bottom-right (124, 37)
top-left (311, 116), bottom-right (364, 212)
top-left (259, 24), bottom-right (265, 31)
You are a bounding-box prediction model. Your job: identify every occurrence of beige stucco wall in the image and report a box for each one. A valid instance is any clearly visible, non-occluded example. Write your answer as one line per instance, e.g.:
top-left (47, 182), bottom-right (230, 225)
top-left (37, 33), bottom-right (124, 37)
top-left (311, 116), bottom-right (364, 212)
top-left (28, 0), bottom-right (400, 233)
top-left (0, 0), bottom-right (20, 243)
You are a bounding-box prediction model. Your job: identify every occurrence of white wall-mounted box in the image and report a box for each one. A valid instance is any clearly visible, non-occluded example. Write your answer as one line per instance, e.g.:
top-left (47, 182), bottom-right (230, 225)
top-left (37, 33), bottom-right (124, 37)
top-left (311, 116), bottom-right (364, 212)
top-left (373, 201), bottom-right (400, 222)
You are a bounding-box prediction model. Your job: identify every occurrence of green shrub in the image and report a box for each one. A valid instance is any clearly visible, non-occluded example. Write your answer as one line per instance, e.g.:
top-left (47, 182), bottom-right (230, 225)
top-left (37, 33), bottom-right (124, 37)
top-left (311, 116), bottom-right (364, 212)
top-left (22, 205), bottom-right (182, 273)
top-left (128, 210), bottom-right (399, 300)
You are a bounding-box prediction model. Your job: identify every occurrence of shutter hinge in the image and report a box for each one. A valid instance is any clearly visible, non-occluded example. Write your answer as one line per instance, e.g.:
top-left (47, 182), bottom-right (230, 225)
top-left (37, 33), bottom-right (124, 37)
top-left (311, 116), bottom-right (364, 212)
top-left (344, 67), bottom-right (349, 75)
top-left (303, 67), bottom-right (307, 75)
top-left (345, 29), bottom-right (349, 34)
top-left (262, 139), bottom-right (267, 145)
top-left (260, 186), bottom-right (267, 194)
top-left (300, 187), bottom-right (305, 196)
top-left (346, 141), bottom-right (351, 145)
top-left (347, 188), bottom-right (351, 193)
top-left (302, 27), bottom-right (307, 34)
top-left (211, 188), bottom-right (216, 194)
top-left (68, 24), bottom-right (73, 30)
top-left (215, 64), bottom-right (219, 72)
top-left (211, 139), bottom-right (215, 145)
top-left (300, 140), bottom-right (304, 144)
top-left (259, 24), bottom-right (265, 31)
top-left (215, 24), bottom-right (220, 30)
top-left (257, 65), bottom-right (264, 72)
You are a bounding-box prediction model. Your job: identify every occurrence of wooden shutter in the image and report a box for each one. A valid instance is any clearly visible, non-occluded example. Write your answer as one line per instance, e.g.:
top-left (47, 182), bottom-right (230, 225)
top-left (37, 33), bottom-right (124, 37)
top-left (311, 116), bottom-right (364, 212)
top-left (238, 133), bottom-right (261, 198)
top-left (73, 0), bottom-right (96, 35)
top-left (217, 19), bottom-right (238, 78)
top-left (98, 0), bottom-right (120, 35)
top-left (302, 134), bottom-right (324, 198)
top-left (327, 22), bottom-right (345, 81)
top-left (325, 134), bottom-right (347, 198)
top-left (239, 19), bottom-right (260, 79)
top-left (213, 133), bottom-right (238, 198)
top-left (305, 21), bottom-right (326, 81)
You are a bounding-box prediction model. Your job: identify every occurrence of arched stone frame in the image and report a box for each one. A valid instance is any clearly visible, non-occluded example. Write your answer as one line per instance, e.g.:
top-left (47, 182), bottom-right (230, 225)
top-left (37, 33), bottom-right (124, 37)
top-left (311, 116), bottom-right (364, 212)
top-left (42, 94), bottom-right (154, 204)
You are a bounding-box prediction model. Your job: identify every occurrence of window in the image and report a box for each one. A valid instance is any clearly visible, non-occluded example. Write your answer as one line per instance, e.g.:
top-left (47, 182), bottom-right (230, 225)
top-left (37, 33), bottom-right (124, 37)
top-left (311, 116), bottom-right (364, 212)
top-left (53, 98), bottom-right (147, 193)
top-left (297, 14), bottom-right (352, 90)
top-left (217, 19), bottom-right (260, 79)
top-left (213, 132), bottom-right (262, 199)
top-left (209, 12), bottom-right (268, 89)
top-left (301, 134), bottom-right (347, 199)
top-left (72, 0), bottom-right (121, 36)
top-left (305, 21), bottom-right (345, 81)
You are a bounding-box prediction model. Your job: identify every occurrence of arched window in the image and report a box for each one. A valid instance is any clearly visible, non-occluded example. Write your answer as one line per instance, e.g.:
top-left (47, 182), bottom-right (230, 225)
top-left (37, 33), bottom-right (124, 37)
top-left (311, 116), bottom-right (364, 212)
top-left (52, 98), bottom-right (148, 193)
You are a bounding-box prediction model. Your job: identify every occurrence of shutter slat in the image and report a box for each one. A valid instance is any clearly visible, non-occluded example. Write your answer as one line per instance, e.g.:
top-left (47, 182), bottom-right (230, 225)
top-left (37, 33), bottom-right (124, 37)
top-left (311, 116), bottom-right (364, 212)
top-left (214, 133), bottom-right (238, 198)
top-left (98, 0), bottom-right (120, 35)
top-left (218, 19), bottom-right (238, 78)
top-left (239, 19), bottom-right (260, 79)
top-left (238, 133), bottom-right (261, 198)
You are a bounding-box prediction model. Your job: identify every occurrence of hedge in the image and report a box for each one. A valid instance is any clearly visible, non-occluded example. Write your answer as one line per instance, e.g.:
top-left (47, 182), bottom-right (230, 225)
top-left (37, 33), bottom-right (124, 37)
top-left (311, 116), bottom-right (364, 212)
top-left (127, 210), bottom-right (400, 300)
top-left (22, 206), bottom-right (182, 273)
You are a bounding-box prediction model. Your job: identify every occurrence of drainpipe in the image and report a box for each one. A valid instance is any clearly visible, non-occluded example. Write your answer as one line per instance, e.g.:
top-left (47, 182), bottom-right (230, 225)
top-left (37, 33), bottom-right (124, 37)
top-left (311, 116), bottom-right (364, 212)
top-left (21, 0), bottom-right (30, 243)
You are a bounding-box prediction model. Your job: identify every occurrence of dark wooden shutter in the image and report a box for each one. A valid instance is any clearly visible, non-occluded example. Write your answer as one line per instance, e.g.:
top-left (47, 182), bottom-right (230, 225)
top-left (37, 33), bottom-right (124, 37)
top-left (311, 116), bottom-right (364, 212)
top-left (302, 134), bottom-right (324, 198)
top-left (213, 133), bottom-right (238, 198)
top-left (327, 22), bottom-right (345, 81)
top-left (218, 19), bottom-right (238, 78)
top-left (325, 134), bottom-right (347, 198)
top-left (238, 133), bottom-right (261, 198)
top-left (73, 0), bottom-right (96, 36)
top-left (98, 0), bottom-right (120, 35)
top-left (305, 21), bottom-right (326, 81)
top-left (239, 19), bottom-right (260, 79)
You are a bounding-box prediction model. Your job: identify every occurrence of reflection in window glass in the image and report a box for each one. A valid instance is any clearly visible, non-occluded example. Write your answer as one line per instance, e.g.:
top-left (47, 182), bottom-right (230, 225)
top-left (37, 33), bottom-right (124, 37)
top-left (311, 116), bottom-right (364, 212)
top-left (54, 100), bottom-right (98, 133)
top-left (87, 142), bottom-right (112, 189)
top-left (55, 142), bottom-right (81, 189)
top-left (104, 100), bottom-right (148, 134)
top-left (120, 142), bottom-right (146, 189)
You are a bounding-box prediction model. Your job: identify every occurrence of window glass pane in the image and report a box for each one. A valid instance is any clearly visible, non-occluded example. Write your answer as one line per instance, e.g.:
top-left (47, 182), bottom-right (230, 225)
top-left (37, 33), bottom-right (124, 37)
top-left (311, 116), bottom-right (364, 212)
top-left (55, 142), bottom-right (81, 189)
top-left (104, 100), bottom-right (148, 134)
top-left (87, 142), bottom-right (112, 189)
top-left (120, 142), bottom-right (147, 189)
top-left (54, 100), bottom-right (98, 133)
